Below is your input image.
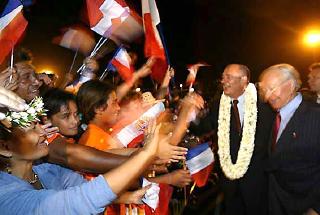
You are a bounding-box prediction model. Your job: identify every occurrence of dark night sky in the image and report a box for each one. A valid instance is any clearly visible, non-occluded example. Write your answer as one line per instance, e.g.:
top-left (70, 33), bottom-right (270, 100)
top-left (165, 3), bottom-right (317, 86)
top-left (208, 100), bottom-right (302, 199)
top-left (14, 0), bottom-right (320, 87)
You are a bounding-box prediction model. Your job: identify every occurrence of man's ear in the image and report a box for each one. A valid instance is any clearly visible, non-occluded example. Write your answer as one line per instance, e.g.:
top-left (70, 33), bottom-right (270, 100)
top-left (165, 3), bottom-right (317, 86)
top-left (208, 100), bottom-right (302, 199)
top-left (289, 79), bottom-right (296, 92)
top-left (241, 76), bottom-right (249, 84)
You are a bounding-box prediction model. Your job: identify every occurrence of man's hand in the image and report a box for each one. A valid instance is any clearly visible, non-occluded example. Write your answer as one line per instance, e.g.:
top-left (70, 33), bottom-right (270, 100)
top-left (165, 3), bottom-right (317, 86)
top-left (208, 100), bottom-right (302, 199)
top-left (167, 169), bottom-right (193, 187)
top-left (157, 136), bottom-right (188, 162)
top-left (83, 57), bottom-right (99, 73)
top-left (37, 73), bottom-right (52, 86)
top-left (115, 185), bottom-right (151, 204)
top-left (0, 67), bottom-right (19, 91)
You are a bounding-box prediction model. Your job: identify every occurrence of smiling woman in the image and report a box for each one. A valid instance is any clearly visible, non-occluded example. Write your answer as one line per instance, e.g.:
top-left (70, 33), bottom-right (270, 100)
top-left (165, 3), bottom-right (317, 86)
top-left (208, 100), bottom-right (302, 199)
top-left (0, 118), bottom-right (163, 215)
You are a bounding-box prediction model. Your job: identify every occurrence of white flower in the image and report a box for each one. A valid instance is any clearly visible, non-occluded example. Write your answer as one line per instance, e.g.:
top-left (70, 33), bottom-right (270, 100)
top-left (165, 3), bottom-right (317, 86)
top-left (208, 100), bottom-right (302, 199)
top-left (217, 83), bottom-right (257, 180)
top-left (27, 107), bottom-right (36, 114)
top-left (11, 112), bottom-right (21, 119)
top-left (6, 97), bottom-right (46, 128)
top-left (20, 112), bottom-right (29, 118)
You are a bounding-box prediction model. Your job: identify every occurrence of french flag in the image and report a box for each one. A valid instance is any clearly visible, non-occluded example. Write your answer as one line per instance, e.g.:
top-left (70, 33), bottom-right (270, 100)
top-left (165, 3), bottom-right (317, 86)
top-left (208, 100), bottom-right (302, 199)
top-left (86, 0), bottom-right (143, 45)
top-left (111, 47), bottom-right (134, 83)
top-left (142, 0), bottom-right (168, 83)
top-left (0, 0), bottom-right (28, 64)
top-left (186, 142), bottom-right (214, 187)
top-left (115, 102), bottom-right (165, 148)
top-left (52, 24), bottom-right (96, 56)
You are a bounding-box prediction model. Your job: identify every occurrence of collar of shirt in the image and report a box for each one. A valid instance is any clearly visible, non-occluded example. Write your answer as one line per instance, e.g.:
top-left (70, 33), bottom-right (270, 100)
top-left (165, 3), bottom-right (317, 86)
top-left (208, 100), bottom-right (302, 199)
top-left (277, 93), bottom-right (302, 141)
top-left (232, 92), bottom-right (245, 127)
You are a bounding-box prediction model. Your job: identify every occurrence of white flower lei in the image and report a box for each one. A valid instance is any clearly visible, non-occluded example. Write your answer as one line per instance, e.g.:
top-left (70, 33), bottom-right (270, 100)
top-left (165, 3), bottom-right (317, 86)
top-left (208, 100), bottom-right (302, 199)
top-left (5, 97), bottom-right (47, 127)
top-left (217, 83), bottom-right (257, 180)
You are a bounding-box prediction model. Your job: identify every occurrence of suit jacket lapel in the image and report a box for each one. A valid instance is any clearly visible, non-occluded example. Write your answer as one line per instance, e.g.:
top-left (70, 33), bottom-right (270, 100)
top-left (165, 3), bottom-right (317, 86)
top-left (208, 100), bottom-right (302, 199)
top-left (275, 101), bottom-right (308, 151)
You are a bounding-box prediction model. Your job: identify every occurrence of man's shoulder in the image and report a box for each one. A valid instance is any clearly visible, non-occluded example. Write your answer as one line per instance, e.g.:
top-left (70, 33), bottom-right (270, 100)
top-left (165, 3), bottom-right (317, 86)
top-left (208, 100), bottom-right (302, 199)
top-left (296, 100), bottom-right (320, 119)
top-left (300, 89), bottom-right (317, 103)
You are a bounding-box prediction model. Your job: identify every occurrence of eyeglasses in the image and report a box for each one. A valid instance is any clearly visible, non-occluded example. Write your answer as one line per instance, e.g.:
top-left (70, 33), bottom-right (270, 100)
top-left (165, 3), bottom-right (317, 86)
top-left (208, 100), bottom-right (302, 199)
top-left (257, 79), bottom-right (289, 98)
top-left (220, 74), bottom-right (243, 82)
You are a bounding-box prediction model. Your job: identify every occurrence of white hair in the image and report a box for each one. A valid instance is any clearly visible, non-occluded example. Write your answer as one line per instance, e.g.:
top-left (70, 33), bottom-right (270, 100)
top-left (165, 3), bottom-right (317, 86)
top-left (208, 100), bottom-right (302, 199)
top-left (260, 63), bottom-right (302, 91)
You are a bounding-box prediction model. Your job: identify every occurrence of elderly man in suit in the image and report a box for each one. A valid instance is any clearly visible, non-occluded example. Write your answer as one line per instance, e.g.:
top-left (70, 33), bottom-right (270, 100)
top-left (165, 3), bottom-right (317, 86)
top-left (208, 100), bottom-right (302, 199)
top-left (202, 64), bottom-right (273, 215)
top-left (259, 64), bottom-right (320, 215)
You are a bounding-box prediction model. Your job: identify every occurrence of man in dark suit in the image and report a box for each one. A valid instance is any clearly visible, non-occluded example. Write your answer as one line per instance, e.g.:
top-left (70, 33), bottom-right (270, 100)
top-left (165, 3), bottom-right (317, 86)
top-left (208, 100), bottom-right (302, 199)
top-left (200, 64), bottom-right (273, 215)
top-left (258, 63), bottom-right (320, 215)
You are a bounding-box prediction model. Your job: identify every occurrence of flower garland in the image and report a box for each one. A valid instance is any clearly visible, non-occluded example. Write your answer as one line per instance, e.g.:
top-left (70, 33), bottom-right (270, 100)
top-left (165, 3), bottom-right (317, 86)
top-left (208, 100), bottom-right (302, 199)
top-left (5, 97), bottom-right (46, 127)
top-left (217, 83), bottom-right (257, 180)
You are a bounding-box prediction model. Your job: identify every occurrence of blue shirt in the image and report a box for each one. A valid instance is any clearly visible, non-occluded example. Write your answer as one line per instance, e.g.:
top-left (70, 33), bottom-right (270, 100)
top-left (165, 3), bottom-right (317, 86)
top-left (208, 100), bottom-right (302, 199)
top-left (277, 93), bottom-right (302, 141)
top-left (0, 163), bottom-right (117, 215)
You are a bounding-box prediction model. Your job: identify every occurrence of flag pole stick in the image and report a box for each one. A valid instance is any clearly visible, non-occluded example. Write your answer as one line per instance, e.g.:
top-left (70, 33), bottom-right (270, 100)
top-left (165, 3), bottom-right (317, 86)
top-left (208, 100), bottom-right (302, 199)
top-left (90, 37), bottom-right (108, 57)
top-left (99, 45), bottom-right (122, 80)
top-left (92, 37), bottom-right (104, 54)
top-left (77, 37), bottom-right (108, 74)
top-left (189, 83), bottom-right (193, 93)
top-left (9, 47), bottom-right (14, 83)
top-left (68, 48), bottom-right (79, 74)
top-left (183, 160), bottom-right (187, 206)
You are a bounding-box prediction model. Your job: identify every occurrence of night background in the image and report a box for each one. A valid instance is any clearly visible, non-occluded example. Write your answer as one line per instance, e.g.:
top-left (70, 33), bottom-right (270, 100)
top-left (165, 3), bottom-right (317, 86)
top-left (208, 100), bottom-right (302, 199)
top-left (1, 1), bottom-right (320, 213)
top-left (4, 0), bottom-right (320, 89)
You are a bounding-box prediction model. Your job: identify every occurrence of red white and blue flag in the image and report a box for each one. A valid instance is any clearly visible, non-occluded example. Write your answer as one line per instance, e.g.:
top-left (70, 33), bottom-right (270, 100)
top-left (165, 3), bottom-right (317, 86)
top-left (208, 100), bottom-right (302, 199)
top-left (186, 142), bottom-right (214, 187)
top-left (52, 24), bottom-right (96, 56)
top-left (111, 47), bottom-right (134, 82)
top-left (142, 0), bottom-right (168, 83)
top-left (86, 0), bottom-right (143, 45)
top-left (115, 102), bottom-right (165, 148)
top-left (0, 0), bottom-right (28, 64)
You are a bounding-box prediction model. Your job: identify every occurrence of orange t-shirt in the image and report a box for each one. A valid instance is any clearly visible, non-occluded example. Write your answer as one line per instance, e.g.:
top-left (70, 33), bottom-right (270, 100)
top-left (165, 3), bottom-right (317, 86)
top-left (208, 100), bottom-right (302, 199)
top-left (79, 124), bottom-right (145, 215)
top-left (78, 124), bottom-right (119, 151)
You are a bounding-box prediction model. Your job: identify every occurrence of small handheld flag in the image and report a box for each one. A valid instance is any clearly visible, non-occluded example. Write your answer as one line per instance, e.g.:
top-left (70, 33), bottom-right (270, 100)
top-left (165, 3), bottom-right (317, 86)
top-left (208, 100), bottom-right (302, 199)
top-left (0, 0), bottom-right (28, 64)
top-left (186, 142), bottom-right (214, 187)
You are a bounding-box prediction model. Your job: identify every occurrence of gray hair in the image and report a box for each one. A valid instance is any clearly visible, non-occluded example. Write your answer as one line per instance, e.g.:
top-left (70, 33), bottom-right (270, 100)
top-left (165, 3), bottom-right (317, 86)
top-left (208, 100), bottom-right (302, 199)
top-left (260, 63), bottom-right (302, 91)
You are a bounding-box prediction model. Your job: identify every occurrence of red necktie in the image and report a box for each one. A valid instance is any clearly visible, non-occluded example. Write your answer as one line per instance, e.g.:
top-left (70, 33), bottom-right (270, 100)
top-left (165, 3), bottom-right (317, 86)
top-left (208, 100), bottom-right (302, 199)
top-left (272, 111), bottom-right (281, 151)
top-left (232, 100), bottom-right (241, 134)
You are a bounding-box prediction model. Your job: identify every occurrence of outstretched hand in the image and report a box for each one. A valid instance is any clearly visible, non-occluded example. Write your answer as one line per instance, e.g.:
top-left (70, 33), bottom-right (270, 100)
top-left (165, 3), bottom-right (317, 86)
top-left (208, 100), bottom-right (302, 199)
top-left (156, 135), bottom-right (188, 163)
top-left (143, 119), bottom-right (161, 156)
top-left (181, 92), bottom-right (204, 111)
top-left (115, 185), bottom-right (152, 204)
top-left (135, 57), bottom-right (156, 79)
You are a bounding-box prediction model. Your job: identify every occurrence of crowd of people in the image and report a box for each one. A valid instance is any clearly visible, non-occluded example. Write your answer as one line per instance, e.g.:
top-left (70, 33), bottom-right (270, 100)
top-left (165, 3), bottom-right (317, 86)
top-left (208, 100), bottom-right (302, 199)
top-left (0, 50), bottom-right (319, 215)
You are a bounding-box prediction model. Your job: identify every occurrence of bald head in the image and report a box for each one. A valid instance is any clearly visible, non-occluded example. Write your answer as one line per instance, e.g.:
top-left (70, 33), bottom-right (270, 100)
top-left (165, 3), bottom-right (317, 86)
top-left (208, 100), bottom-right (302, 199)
top-left (221, 64), bottom-right (250, 99)
top-left (224, 64), bottom-right (251, 81)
